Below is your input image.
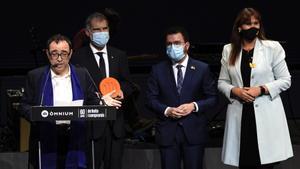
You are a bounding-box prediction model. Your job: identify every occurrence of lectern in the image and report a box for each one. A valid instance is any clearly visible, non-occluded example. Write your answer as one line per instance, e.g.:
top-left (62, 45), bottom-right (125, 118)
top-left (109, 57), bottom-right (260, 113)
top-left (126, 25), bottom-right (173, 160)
top-left (31, 105), bottom-right (116, 121)
top-left (31, 105), bottom-right (116, 169)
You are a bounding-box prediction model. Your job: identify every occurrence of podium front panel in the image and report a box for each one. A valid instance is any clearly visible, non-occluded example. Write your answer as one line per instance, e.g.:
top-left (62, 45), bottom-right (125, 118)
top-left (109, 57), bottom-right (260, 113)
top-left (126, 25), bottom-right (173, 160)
top-left (31, 105), bottom-right (116, 121)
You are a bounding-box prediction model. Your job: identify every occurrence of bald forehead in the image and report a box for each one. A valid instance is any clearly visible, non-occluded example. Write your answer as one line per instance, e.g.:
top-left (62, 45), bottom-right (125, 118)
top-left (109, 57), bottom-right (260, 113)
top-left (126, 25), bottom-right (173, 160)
top-left (49, 41), bottom-right (70, 52)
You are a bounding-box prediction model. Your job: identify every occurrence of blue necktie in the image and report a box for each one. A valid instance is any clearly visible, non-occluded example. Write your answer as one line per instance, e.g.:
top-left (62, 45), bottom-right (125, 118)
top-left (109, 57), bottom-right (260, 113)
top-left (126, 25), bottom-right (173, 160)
top-left (96, 52), bottom-right (106, 78)
top-left (176, 64), bottom-right (184, 94)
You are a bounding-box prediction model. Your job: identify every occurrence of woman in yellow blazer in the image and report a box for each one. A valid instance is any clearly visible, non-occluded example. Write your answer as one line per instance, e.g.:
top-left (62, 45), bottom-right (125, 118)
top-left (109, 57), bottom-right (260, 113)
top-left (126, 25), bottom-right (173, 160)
top-left (218, 8), bottom-right (293, 169)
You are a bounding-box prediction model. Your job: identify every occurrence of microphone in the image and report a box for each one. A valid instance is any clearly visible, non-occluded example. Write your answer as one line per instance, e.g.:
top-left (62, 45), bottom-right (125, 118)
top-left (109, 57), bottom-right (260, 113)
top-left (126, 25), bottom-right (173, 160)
top-left (40, 66), bottom-right (51, 106)
top-left (51, 64), bottom-right (59, 68)
top-left (40, 63), bottom-right (61, 105)
top-left (76, 64), bottom-right (107, 105)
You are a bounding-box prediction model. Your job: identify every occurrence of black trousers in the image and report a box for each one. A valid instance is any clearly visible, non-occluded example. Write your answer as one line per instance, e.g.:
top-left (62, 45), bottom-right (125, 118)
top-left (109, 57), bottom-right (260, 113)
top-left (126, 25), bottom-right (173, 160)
top-left (239, 162), bottom-right (278, 169)
top-left (90, 125), bottom-right (124, 169)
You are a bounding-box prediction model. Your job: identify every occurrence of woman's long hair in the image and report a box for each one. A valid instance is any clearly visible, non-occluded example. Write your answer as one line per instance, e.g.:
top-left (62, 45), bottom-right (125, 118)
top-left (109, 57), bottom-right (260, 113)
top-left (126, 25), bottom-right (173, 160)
top-left (229, 8), bottom-right (266, 65)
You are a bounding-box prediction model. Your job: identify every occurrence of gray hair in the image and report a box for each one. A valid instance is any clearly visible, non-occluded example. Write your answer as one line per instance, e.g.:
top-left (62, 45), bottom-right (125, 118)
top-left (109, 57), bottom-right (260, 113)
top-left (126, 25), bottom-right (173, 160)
top-left (85, 12), bottom-right (108, 30)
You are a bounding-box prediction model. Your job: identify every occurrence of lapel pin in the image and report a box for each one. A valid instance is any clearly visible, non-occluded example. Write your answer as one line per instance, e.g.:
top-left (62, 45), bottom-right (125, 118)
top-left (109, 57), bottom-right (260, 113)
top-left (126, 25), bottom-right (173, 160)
top-left (191, 66), bottom-right (195, 70)
top-left (249, 63), bottom-right (256, 68)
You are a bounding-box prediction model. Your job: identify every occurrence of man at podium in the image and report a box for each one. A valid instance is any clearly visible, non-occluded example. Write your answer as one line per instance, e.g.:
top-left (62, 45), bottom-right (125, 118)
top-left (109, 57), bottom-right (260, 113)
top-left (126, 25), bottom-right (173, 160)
top-left (19, 34), bottom-right (121, 169)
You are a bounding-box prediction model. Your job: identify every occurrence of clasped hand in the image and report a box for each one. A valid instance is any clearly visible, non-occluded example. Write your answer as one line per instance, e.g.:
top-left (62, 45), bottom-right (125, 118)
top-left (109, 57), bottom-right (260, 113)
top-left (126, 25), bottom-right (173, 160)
top-left (166, 103), bottom-right (195, 119)
top-left (232, 86), bottom-right (261, 103)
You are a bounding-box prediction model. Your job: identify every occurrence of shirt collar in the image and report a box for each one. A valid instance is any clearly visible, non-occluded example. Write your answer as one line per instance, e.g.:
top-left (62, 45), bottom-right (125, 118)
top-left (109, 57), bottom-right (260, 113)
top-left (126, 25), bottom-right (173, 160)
top-left (51, 65), bottom-right (71, 79)
top-left (90, 44), bottom-right (108, 55)
top-left (173, 55), bottom-right (189, 68)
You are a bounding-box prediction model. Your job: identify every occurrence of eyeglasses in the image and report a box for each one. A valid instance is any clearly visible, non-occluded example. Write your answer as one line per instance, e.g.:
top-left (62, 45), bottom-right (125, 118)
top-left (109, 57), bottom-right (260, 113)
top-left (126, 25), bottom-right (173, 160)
top-left (49, 51), bottom-right (70, 59)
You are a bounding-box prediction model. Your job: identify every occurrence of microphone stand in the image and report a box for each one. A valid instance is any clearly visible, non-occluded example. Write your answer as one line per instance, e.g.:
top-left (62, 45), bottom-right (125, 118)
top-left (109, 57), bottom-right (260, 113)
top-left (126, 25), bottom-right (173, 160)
top-left (38, 141), bottom-right (42, 169)
top-left (91, 91), bottom-right (108, 169)
top-left (80, 65), bottom-right (105, 169)
top-left (37, 66), bottom-right (51, 169)
top-left (91, 121), bottom-right (95, 169)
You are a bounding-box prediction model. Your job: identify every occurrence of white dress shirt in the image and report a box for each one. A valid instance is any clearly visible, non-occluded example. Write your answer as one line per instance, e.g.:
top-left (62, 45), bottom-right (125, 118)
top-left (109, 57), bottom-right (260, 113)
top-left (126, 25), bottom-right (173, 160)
top-left (51, 67), bottom-right (72, 124)
top-left (172, 55), bottom-right (188, 86)
top-left (90, 44), bottom-right (110, 77)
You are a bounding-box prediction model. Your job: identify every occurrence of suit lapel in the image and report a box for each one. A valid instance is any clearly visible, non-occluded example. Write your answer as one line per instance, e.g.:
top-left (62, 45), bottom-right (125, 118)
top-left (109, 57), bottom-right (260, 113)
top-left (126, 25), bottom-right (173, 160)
top-left (234, 39), bottom-right (263, 87)
top-left (107, 47), bottom-right (116, 77)
top-left (250, 39), bottom-right (263, 86)
top-left (181, 58), bottom-right (195, 94)
top-left (234, 49), bottom-right (243, 87)
top-left (166, 61), bottom-right (178, 94)
top-left (86, 47), bottom-right (99, 69)
top-left (85, 46), bottom-right (103, 85)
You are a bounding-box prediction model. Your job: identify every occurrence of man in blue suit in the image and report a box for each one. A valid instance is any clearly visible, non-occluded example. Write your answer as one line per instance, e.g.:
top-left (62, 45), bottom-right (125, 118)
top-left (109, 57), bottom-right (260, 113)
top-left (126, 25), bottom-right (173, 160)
top-left (146, 26), bottom-right (218, 169)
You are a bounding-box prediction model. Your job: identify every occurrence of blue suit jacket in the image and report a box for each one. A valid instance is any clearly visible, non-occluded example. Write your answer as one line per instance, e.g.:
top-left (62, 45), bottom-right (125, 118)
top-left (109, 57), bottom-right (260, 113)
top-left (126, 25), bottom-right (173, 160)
top-left (19, 65), bottom-right (100, 169)
top-left (146, 57), bottom-right (218, 146)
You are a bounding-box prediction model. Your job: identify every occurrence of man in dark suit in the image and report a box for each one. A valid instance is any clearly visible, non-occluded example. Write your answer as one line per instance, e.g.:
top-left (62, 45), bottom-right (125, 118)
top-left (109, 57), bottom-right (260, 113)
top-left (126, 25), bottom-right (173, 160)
top-left (146, 26), bottom-right (218, 169)
top-left (71, 12), bottom-right (134, 169)
top-left (19, 34), bottom-right (121, 169)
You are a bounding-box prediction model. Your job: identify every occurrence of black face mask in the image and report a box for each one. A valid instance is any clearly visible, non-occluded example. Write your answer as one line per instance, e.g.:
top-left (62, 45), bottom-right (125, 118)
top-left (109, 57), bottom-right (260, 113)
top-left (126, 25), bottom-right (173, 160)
top-left (240, 27), bottom-right (259, 41)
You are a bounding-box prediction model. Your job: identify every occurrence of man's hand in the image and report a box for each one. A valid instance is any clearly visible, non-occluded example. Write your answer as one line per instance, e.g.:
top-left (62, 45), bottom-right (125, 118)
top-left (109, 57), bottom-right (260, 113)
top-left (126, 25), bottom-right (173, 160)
top-left (177, 103), bottom-right (195, 116)
top-left (102, 90), bottom-right (122, 108)
top-left (166, 107), bottom-right (184, 119)
top-left (114, 90), bottom-right (124, 100)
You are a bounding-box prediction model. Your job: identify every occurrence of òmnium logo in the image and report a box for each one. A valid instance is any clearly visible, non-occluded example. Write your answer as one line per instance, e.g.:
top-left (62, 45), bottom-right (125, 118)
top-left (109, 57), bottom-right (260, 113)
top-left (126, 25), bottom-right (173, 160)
top-left (41, 110), bottom-right (49, 118)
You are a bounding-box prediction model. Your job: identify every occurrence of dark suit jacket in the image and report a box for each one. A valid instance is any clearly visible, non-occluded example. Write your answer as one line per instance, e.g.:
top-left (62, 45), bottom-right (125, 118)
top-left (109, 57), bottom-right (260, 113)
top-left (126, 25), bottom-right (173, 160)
top-left (146, 57), bottom-right (218, 146)
top-left (19, 65), bottom-right (100, 169)
top-left (71, 45), bottom-right (134, 138)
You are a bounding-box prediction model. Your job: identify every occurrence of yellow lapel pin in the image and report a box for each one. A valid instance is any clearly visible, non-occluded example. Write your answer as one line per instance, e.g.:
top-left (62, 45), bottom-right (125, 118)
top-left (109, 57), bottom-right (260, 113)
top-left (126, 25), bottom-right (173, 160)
top-left (249, 62), bottom-right (256, 68)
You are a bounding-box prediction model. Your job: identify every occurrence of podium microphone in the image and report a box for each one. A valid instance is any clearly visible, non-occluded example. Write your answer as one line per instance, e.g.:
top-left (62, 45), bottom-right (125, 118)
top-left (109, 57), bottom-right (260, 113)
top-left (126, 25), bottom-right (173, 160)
top-left (39, 64), bottom-right (59, 106)
top-left (51, 63), bottom-right (59, 68)
top-left (76, 64), bottom-right (106, 104)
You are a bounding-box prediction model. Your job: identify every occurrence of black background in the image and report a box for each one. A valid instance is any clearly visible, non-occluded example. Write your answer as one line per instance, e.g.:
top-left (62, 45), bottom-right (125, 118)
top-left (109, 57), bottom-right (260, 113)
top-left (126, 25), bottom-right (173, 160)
top-left (1, 0), bottom-right (300, 125)
top-left (0, 0), bottom-right (298, 69)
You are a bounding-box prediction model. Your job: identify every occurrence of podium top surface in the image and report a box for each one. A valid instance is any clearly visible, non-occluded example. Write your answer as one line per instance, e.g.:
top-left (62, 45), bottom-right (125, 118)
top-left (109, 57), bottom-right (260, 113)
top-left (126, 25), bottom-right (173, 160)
top-left (31, 105), bottom-right (117, 121)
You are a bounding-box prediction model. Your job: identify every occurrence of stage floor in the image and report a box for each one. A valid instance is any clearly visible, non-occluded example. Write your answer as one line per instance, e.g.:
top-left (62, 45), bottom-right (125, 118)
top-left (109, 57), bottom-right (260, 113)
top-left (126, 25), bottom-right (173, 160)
top-left (0, 120), bottom-right (299, 169)
top-left (0, 145), bottom-right (299, 169)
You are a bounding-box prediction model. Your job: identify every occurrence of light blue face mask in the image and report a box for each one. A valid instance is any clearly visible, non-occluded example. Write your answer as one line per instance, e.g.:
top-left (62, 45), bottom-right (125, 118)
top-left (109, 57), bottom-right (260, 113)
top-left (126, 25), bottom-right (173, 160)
top-left (92, 32), bottom-right (110, 47)
top-left (166, 44), bottom-right (185, 62)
